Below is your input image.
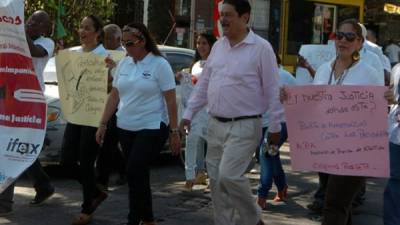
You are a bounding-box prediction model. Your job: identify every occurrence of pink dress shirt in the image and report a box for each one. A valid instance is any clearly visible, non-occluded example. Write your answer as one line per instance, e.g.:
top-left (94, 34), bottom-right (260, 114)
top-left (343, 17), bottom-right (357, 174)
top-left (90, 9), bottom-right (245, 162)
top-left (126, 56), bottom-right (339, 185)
top-left (182, 30), bottom-right (283, 132)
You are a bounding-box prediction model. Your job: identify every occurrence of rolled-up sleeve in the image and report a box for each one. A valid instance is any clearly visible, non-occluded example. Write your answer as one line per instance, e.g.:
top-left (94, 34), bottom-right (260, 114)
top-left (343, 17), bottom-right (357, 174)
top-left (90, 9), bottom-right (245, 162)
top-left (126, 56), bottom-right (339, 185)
top-left (182, 65), bottom-right (211, 120)
top-left (260, 45), bottom-right (283, 133)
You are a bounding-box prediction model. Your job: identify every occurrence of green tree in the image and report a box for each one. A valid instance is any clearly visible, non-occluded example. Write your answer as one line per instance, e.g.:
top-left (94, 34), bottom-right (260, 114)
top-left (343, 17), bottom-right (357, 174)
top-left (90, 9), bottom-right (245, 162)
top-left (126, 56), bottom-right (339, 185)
top-left (25, 0), bottom-right (116, 47)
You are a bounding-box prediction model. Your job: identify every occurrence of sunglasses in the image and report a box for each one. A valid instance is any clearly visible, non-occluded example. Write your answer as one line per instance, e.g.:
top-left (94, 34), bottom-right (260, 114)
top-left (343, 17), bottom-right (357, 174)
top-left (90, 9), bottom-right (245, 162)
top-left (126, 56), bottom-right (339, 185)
top-left (122, 39), bottom-right (140, 47)
top-left (336, 32), bottom-right (357, 42)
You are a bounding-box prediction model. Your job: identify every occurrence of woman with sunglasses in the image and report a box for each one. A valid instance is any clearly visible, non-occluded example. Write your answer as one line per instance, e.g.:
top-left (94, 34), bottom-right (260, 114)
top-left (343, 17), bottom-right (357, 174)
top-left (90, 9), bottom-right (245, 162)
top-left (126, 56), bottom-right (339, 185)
top-left (282, 19), bottom-right (384, 225)
top-left (60, 15), bottom-right (108, 225)
top-left (95, 22), bottom-right (180, 225)
top-left (314, 19), bottom-right (386, 225)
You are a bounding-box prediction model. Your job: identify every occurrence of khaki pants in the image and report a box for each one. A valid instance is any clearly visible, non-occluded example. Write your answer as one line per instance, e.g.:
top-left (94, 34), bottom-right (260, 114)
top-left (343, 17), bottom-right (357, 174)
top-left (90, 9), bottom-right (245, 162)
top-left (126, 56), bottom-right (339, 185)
top-left (206, 117), bottom-right (262, 225)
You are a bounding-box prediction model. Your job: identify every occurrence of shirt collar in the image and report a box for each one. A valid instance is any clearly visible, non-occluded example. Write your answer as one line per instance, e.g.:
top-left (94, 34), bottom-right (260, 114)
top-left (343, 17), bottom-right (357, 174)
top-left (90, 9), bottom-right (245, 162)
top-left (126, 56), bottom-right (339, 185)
top-left (222, 29), bottom-right (257, 47)
top-left (131, 52), bottom-right (153, 65)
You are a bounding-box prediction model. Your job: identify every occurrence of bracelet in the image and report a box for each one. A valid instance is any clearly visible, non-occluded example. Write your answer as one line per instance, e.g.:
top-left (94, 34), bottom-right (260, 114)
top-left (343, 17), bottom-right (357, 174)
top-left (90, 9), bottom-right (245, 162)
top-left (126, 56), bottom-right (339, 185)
top-left (99, 123), bottom-right (107, 129)
top-left (170, 128), bottom-right (179, 134)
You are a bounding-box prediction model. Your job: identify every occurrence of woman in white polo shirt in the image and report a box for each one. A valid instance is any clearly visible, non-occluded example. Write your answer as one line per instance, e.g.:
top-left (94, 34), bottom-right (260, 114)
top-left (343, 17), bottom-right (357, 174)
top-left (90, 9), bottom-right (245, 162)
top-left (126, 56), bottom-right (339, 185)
top-left (96, 22), bottom-right (180, 225)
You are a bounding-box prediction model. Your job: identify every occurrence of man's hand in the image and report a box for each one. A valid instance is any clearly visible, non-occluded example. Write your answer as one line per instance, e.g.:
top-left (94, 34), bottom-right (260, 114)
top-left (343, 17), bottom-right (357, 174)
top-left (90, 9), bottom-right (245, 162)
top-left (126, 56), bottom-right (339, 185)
top-left (268, 132), bottom-right (281, 146)
top-left (179, 119), bottom-right (191, 136)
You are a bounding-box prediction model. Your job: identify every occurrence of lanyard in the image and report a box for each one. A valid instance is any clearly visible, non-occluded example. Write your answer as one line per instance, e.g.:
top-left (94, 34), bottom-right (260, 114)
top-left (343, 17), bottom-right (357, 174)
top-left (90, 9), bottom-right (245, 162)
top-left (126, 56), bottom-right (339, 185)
top-left (327, 58), bottom-right (355, 85)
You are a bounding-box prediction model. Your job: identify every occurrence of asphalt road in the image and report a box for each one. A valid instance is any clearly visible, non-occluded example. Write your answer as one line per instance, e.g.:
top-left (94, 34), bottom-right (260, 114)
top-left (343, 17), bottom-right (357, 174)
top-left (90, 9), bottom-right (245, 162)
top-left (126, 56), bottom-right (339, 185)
top-left (0, 145), bottom-right (386, 225)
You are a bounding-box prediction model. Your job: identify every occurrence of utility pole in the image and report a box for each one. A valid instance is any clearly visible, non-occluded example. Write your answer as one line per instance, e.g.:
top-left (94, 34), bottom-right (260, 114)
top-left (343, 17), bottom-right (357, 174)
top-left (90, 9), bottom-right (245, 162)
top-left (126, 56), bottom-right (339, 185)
top-left (143, 0), bottom-right (149, 26)
top-left (189, 0), bottom-right (195, 49)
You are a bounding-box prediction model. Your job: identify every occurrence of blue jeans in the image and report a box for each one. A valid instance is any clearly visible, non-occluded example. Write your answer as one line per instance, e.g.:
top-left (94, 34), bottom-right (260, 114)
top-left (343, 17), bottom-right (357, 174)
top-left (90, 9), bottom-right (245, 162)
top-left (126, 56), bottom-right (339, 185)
top-left (384, 142), bottom-right (400, 225)
top-left (257, 123), bottom-right (288, 198)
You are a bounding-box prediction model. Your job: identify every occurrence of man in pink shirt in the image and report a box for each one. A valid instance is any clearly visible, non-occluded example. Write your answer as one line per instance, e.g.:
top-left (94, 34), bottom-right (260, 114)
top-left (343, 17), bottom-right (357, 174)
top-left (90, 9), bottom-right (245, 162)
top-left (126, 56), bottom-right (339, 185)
top-left (179, 1), bottom-right (283, 224)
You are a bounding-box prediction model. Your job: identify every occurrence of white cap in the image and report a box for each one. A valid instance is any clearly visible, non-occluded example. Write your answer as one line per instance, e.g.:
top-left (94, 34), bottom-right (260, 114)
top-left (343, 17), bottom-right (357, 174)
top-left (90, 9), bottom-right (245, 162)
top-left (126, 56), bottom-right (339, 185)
top-left (358, 23), bottom-right (367, 39)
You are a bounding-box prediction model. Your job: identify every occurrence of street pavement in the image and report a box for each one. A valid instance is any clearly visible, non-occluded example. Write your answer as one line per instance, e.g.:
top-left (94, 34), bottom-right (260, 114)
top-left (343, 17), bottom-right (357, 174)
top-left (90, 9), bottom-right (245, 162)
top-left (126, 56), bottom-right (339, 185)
top-left (0, 144), bottom-right (386, 225)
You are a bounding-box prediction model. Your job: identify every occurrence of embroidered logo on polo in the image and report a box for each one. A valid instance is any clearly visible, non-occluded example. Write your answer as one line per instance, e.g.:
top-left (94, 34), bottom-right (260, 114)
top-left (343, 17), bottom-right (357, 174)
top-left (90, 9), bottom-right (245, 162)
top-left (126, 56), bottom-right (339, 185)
top-left (142, 71), bottom-right (152, 79)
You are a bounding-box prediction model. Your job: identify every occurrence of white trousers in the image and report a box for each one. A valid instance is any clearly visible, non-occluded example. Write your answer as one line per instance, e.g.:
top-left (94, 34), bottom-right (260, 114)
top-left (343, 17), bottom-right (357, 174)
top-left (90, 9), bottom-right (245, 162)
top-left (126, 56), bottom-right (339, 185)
top-left (206, 117), bottom-right (262, 225)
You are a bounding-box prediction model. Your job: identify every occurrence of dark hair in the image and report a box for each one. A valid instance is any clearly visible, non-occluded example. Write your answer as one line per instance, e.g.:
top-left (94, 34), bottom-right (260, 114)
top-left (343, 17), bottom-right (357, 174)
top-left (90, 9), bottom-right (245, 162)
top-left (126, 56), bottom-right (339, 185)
top-left (223, 0), bottom-right (251, 17)
top-left (338, 19), bottom-right (363, 40)
top-left (85, 15), bottom-right (104, 43)
top-left (275, 52), bottom-right (281, 65)
top-left (190, 32), bottom-right (217, 71)
top-left (124, 22), bottom-right (162, 56)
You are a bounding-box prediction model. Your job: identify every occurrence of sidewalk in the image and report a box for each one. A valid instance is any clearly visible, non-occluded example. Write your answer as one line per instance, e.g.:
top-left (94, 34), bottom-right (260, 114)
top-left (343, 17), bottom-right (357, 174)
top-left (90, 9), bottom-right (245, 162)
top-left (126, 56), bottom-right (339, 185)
top-left (0, 144), bottom-right (386, 225)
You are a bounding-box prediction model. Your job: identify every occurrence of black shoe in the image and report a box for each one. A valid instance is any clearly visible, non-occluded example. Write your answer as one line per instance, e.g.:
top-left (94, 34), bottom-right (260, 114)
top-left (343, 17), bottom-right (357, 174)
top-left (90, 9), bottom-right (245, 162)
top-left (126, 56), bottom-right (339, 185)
top-left (30, 187), bottom-right (55, 205)
top-left (115, 175), bottom-right (127, 186)
top-left (0, 208), bottom-right (12, 217)
top-left (307, 201), bottom-right (323, 214)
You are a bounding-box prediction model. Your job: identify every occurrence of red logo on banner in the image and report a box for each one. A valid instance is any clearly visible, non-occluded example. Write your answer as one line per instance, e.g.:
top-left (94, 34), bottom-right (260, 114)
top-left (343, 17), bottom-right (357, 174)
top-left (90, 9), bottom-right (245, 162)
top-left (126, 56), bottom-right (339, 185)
top-left (0, 15), bottom-right (22, 25)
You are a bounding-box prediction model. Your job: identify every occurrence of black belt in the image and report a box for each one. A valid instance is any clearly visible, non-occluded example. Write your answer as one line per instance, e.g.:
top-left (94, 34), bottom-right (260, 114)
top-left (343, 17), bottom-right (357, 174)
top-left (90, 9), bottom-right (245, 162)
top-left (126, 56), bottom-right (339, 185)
top-left (213, 115), bottom-right (261, 123)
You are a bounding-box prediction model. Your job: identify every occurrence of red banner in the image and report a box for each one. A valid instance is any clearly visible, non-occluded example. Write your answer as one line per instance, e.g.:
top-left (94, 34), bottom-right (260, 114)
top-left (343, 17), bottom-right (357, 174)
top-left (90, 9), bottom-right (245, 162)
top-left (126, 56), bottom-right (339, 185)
top-left (213, 0), bottom-right (223, 37)
top-left (0, 0), bottom-right (47, 193)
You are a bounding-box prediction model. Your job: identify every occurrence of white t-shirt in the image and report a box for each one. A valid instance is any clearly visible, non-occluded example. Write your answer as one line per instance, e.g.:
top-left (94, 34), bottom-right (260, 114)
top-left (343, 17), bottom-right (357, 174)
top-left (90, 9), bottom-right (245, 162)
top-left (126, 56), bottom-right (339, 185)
top-left (364, 41), bottom-right (389, 71)
top-left (313, 59), bottom-right (383, 86)
top-left (385, 43), bottom-right (400, 64)
top-left (262, 66), bottom-right (296, 127)
top-left (388, 64), bottom-right (400, 145)
top-left (113, 53), bottom-right (176, 131)
top-left (71, 44), bottom-right (108, 56)
top-left (32, 36), bottom-right (55, 91)
top-left (180, 60), bottom-right (208, 137)
top-left (360, 48), bottom-right (384, 84)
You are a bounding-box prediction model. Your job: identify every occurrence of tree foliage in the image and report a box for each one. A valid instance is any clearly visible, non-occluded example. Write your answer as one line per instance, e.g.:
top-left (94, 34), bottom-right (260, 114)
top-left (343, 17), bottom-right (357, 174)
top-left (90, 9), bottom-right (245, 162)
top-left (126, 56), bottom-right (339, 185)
top-left (24, 0), bottom-right (116, 47)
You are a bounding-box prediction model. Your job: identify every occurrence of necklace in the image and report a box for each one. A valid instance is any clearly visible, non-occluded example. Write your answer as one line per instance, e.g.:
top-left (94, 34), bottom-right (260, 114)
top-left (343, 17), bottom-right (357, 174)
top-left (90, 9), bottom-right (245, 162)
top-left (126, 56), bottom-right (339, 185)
top-left (327, 57), bottom-right (357, 85)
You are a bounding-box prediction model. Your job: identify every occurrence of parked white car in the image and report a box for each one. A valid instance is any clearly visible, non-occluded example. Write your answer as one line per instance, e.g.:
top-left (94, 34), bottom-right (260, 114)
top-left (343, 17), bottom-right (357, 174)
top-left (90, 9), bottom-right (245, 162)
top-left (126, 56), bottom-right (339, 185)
top-left (40, 45), bottom-right (195, 165)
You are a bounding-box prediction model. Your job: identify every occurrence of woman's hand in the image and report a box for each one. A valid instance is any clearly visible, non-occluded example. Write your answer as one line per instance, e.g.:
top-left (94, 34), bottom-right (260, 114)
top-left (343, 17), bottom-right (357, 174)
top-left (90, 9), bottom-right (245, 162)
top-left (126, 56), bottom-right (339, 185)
top-left (175, 71), bottom-right (184, 81)
top-left (279, 86), bottom-right (289, 104)
top-left (384, 84), bottom-right (398, 105)
top-left (104, 56), bottom-right (116, 69)
top-left (95, 125), bottom-right (107, 146)
top-left (169, 132), bottom-right (181, 155)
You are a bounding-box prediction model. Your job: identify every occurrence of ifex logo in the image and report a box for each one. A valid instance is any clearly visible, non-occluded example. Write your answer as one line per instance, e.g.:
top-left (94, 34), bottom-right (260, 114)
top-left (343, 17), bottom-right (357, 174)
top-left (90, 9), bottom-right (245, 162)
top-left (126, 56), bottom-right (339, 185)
top-left (6, 138), bottom-right (40, 155)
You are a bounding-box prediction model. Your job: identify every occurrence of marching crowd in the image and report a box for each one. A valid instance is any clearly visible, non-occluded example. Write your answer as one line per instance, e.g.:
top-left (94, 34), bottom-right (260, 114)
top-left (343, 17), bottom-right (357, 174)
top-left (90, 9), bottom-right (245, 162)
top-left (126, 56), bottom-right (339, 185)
top-left (1, 0), bottom-right (400, 225)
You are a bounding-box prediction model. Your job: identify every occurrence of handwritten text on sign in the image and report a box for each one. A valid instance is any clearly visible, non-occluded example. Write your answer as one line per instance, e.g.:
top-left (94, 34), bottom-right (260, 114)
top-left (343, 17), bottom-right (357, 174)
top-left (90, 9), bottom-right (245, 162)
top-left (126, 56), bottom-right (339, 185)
top-left (56, 50), bottom-right (108, 127)
top-left (284, 85), bottom-right (389, 177)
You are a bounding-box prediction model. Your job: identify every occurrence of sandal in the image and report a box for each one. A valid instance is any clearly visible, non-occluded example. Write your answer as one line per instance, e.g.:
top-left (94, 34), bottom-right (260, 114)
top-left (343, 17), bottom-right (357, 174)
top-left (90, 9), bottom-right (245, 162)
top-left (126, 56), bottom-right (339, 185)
top-left (256, 197), bottom-right (267, 210)
top-left (71, 213), bottom-right (92, 225)
top-left (273, 185), bottom-right (288, 202)
top-left (185, 180), bottom-right (195, 191)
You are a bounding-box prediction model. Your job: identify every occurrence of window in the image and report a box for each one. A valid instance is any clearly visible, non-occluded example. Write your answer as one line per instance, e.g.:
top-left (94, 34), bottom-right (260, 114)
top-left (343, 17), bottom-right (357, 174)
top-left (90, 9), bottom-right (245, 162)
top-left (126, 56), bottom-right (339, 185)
top-left (287, 0), bottom-right (360, 55)
top-left (164, 52), bottom-right (194, 73)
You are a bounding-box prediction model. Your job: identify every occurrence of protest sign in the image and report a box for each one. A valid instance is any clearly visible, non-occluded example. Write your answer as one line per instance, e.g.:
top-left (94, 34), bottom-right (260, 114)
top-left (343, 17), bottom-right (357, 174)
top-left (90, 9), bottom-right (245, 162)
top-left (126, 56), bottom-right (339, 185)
top-left (295, 44), bottom-right (336, 84)
top-left (55, 50), bottom-right (124, 127)
top-left (284, 85), bottom-right (389, 177)
top-left (0, 0), bottom-right (47, 192)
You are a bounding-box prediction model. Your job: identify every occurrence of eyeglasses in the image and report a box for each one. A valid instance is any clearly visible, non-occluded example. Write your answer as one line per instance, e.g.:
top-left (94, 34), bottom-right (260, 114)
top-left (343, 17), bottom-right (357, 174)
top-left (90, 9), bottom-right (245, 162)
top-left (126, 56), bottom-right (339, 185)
top-left (336, 32), bottom-right (357, 42)
top-left (122, 39), bottom-right (140, 48)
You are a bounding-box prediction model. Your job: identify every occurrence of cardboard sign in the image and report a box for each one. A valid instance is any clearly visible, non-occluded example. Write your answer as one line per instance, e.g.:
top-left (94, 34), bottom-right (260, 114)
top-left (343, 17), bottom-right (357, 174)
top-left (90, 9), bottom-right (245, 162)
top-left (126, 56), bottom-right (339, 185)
top-left (295, 44), bottom-right (336, 84)
top-left (284, 85), bottom-right (389, 177)
top-left (0, 0), bottom-right (47, 192)
top-left (55, 50), bottom-right (124, 127)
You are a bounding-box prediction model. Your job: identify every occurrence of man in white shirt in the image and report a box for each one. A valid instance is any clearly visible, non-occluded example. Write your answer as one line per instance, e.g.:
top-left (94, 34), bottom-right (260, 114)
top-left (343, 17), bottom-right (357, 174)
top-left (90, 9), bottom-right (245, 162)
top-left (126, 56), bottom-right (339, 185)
top-left (103, 24), bottom-right (124, 51)
top-left (385, 40), bottom-right (400, 67)
top-left (0, 10), bottom-right (55, 216)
